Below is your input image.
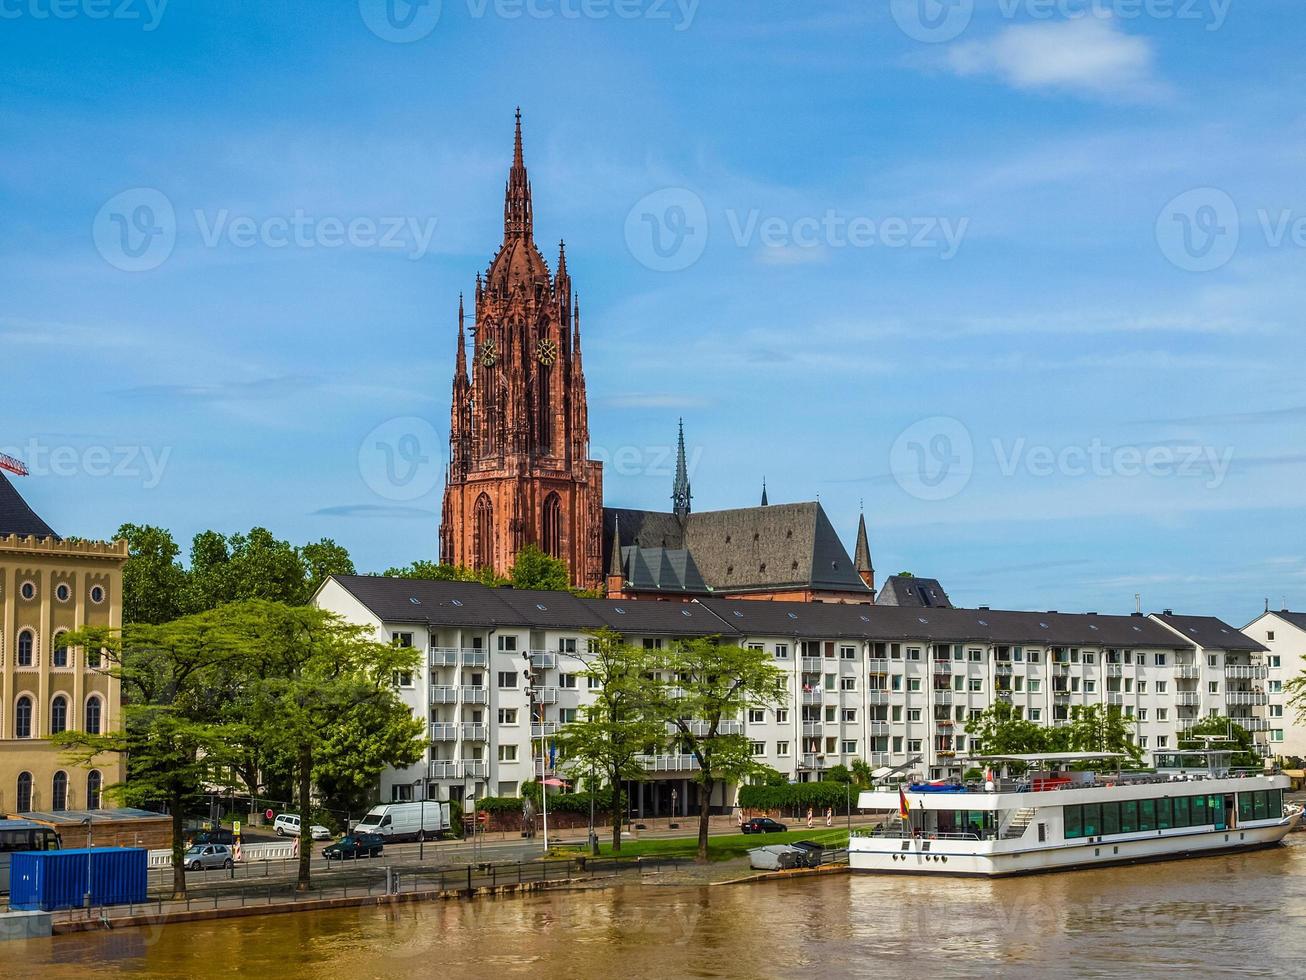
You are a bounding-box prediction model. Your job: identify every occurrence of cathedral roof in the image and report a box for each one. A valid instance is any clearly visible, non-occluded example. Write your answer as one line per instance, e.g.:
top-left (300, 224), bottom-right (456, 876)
top-left (875, 575), bottom-right (953, 608)
top-left (487, 236), bottom-right (551, 287)
top-left (0, 472), bottom-right (59, 539)
top-left (617, 545), bottom-right (709, 594)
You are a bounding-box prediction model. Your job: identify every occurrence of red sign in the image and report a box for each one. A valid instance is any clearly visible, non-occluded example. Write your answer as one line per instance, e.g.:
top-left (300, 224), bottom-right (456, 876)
top-left (265, 808), bottom-right (274, 821)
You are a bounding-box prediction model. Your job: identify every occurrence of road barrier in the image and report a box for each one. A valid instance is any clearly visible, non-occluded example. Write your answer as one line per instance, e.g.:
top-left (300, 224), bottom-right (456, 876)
top-left (148, 841), bottom-right (298, 868)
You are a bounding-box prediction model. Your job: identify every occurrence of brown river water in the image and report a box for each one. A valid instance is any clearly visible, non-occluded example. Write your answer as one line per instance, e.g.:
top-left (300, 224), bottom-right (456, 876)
top-left (15, 839), bottom-right (1306, 979)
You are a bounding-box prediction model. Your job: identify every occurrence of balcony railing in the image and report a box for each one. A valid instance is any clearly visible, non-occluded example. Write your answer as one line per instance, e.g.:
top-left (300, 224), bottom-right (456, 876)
top-left (801, 657), bottom-right (824, 673)
top-left (866, 690), bottom-right (890, 704)
top-left (802, 690), bottom-right (823, 704)
top-left (867, 752), bottom-right (892, 766)
top-left (636, 753), bottom-right (700, 772)
top-left (1226, 665), bottom-right (1268, 680)
top-left (1106, 664), bottom-right (1124, 677)
top-left (530, 722), bottom-right (558, 738)
top-left (461, 649), bottom-right (489, 667)
top-left (430, 760), bottom-right (485, 779)
top-left (1174, 665), bottom-right (1200, 679)
top-left (799, 753), bottom-right (824, 770)
top-left (533, 687), bottom-right (560, 705)
top-left (430, 686), bottom-right (459, 705)
top-left (1238, 717), bottom-right (1271, 732)
top-left (429, 722), bottom-right (458, 741)
top-left (932, 690), bottom-right (952, 705)
top-left (684, 720), bottom-right (743, 737)
top-left (995, 663), bottom-right (1013, 674)
top-left (995, 690), bottom-right (1013, 702)
top-left (866, 658), bottom-right (889, 673)
top-left (932, 660), bottom-right (952, 674)
top-left (429, 647), bottom-right (459, 667)
top-left (461, 723), bottom-right (488, 742)
top-left (1175, 692), bottom-right (1201, 706)
top-left (801, 722), bottom-right (823, 737)
top-left (461, 760), bottom-right (488, 778)
top-left (461, 685), bottom-right (488, 704)
top-left (1226, 691), bottom-right (1268, 706)
top-left (867, 722), bottom-right (891, 736)
top-left (530, 651), bottom-right (558, 670)
top-left (1106, 692), bottom-right (1123, 705)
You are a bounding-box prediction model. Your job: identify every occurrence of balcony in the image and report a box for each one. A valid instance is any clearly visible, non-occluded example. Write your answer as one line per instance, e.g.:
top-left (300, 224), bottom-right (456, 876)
top-left (1238, 717), bottom-right (1271, 732)
top-left (866, 690), bottom-right (890, 705)
top-left (1052, 663), bottom-right (1072, 676)
top-left (932, 660), bottom-right (952, 674)
top-left (1254, 740), bottom-right (1272, 758)
top-left (1226, 664), bottom-right (1268, 680)
top-left (1174, 665), bottom-right (1200, 680)
top-left (637, 753), bottom-right (700, 772)
top-left (799, 753), bottom-right (824, 770)
top-left (801, 657), bottom-right (824, 673)
top-left (461, 760), bottom-right (488, 778)
top-left (429, 647), bottom-right (459, 667)
top-left (686, 719), bottom-right (743, 737)
top-left (534, 687), bottom-right (560, 705)
top-left (802, 690), bottom-right (823, 705)
top-left (994, 663), bottom-right (1013, 675)
top-left (1175, 692), bottom-right (1201, 706)
top-left (430, 685), bottom-right (459, 705)
top-left (866, 658), bottom-right (889, 673)
top-left (461, 685), bottom-right (488, 704)
top-left (461, 648), bottom-right (489, 667)
top-left (1106, 664), bottom-right (1124, 677)
top-left (1105, 692), bottom-right (1123, 706)
top-left (461, 723), bottom-right (488, 742)
top-left (1226, 691), bottom-right (1268, 706)
top-left (1053, 690), bottom-right (1072, 702)
top-left (936, 749), bottom-right (957, 759)
top-left (530, 651), bottom-right (558, 670)
top-left (932, 690), bottom-right (952, 705)
top-left (530, 722), bottom-right (558, 738)
top-left (995, 690), bottom-right (1013, 702)
top-left (429, 722), bottom-right (458, 741)
top-left (430, 760), bottom-right (485, 779)
top-left (867, 722), bottom-right (891, 736)
top-left (801, 722), bottom-right (823, 737)
top-left (867, 753), bottom-right (892, 766)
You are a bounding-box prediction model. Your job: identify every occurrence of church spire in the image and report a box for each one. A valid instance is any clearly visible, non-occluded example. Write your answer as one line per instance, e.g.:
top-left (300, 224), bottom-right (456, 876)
top-left (854, 505), bottom-right (874, 593)
top-left (672, 418), bottom-right (692, 521)
top-left (761, 477), bottom-right (768, 507)
top-left (455, 293), bottom-right (468, 381)
top-left (504, 107), bottom-right (533, 241)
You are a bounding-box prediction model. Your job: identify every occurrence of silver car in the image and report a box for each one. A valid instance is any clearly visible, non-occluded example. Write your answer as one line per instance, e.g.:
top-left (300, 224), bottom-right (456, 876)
top-left (184, 843), bottom-right (234, 871)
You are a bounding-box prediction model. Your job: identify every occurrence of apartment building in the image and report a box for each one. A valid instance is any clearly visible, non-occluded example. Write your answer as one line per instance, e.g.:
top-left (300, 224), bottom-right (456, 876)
top-left (314, 575), bottom-right (1268, 815)
top-left (1241, 609), bottom-right (1306, 757)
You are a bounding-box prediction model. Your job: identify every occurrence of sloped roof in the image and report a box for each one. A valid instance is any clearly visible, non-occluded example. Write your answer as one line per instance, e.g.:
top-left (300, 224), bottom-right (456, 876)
top-left (0, 472), bottom-right (58, 539)
top-left (329, 575), bottom-right (529, 627)
top-left (1153, 614), bottom-right (1267, 652)
top-left (876, 575), bottom-right (952, 608)
top-left (619, 546), bottom-right (710, 594)
top-left (583, 597), bottom-right (729, 636)
top-left (1275, 610), bottom-right (1306, 632)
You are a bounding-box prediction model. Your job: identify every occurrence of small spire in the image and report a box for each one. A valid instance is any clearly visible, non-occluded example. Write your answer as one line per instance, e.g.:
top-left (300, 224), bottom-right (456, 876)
top-left (760, 477), bottom-right (768, 507)
top-left (672, 418), bottom-right (692, 521)
top-left (572, 295), bottom-right (582, 354)
top-left (513, 106), bottom-right (524, 168)
top-left (504, 107), bottom-right (533, 241)
top-left (455, 293), bottom-right (467, 379)
top-left (854, 510), bottom-right (874, 592)
top-left (608, 514), bottom-right (623, 579)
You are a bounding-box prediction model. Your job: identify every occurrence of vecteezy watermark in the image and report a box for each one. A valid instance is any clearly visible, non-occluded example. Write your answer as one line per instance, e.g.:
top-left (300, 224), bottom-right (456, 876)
top-left (358, 417), bottom-right (444, 501)
top-left (1156, 188), bottom-right (1306, 273)
top-left (1, 440), bottom-right (172, 490)
top-left (890, 417), bottom-right (975, 501)
top-left (93, 188), bottom-right (440, 271)
top-left (624, 187), bottom-right (969, 271)
top-left (590, 440), bottom-right (704, 478)
top-left (359, 0), bottom-right (698, 41)
top-left (889, 0), bottom-right (1231, 44)
top-left (0, 0), bottom-right (169, 31)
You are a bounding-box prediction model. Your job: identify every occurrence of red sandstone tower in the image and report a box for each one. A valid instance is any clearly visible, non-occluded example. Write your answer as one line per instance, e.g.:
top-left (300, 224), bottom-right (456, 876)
top-left (439, 111), bottom-right (604, 589)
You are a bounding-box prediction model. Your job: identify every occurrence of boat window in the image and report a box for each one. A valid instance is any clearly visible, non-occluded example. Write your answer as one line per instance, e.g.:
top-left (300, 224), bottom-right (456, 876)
top-left (1121, 800), bottom-right (1139, 834)
top-left (1191, 794), bottom-right (1207, 826)
top-left (1156, 798), bottom-right (1173, 831)
top-left (1139, 799), bottom-right (1156, 832)
top-left (1173, 796), bottom-right (1190, 827)
top-left (1102, 803), bottom-right (1120, 836)
top-left (1064, 807), bottom-right (1082, 839)
top-left (1082, 803), bottom-right (1101, 837)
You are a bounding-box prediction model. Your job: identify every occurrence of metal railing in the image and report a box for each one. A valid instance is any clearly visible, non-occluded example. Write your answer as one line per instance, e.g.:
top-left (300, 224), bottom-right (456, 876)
top-left (430, 686), bottom-right (459, 704)
top-left (1226, 665), bottom-right (1269, 680)
top-left (461, 686), bottom-right (488, 704)
top-left (802, 690), bottom-right (823, 704)
top-left (461, 724), bottom-right (488, 742)
top-left (461, 649), bottom-right (489, 667)
top-left (1226, 691), bottom-right (1268, 706)
top-left (1175, 692), bottom-right (1201, 706)
top-left (1174, 665), bottom-right (1200, 679)
top-left (636, 753), bottom-right (699, 772)
top-left (429, 722), bottom-right (458, 741)
top-left (530, 651), bottom-right (558, 669)
top-left (429, 648), bottom-right (459, 667)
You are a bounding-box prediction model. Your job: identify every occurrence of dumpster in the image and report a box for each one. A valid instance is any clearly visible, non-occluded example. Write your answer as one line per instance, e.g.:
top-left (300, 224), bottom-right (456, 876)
top-left (749, 845), bottom-right (804, 871)
top-left (9, 848), bottom-right (147, 911)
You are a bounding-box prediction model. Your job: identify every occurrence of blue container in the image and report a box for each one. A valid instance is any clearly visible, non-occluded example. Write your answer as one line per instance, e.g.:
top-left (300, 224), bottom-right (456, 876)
top-left (9, 848), bottom-right (147, 911)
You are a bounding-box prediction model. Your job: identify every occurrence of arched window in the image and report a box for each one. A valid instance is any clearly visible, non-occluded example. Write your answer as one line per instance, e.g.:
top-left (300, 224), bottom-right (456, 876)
top-left (85, 696), bottom-right (102, 735)
top-left (87, 770), bottom-right (103, 810)
top-left (16, 772), bottom-right (32, 813)
top-left (50, 695), bottom-right (67, 735)
top-left (542, 493), bottom-right (563, 558)
top-left (17, 630), bottom-right (33, 667)
top-left (53, 632), bottom-right (68, 668)
top-left (15, 696), bottom-right (32, 739)
top-left (52, 771), bottom-right (67, 811)
top-left (473, 494), bottom-right (494, 570)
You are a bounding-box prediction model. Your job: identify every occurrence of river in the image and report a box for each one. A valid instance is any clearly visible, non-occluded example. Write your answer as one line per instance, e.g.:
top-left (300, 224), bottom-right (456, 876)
top-left (17, 839), bottom-right (1306, 979)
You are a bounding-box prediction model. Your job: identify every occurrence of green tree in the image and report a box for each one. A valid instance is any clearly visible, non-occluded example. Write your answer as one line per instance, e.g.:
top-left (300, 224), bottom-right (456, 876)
top-left (223, 601), bottom-right (425, 891)
top-left (849, 758), bottom-right (875, 786)
top-left (55, 614), bottom-right (242, 898)
top-left (649, 639), bottom-right (787, 862)
top-left (825, 763), bottom-right (853, 785)
top-left (509, 544), bottom-right (571, 591)
top-left (966, 701), bottom-right (1050, 756)
top-left (554, 630), bottom-right (662, 852)
top-left (1061, 704), bottom-right (1144, 767)
top-left (381, 560), bottom-right (506, 586)
top-left (115, 523), bottom-right (187, 624)
top-left (1178, 715), bottom-right (1262, 768)
top-left (299, 539), bottom-right (356, 597)
top-left (183, 528), bottom-right (310, 611)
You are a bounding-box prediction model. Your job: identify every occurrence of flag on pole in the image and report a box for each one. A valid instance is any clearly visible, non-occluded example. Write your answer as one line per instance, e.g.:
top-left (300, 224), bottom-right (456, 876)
top-left (898, 786), bottom-right (911, 819)
top-left (548, 740), bottom-right (557, 769)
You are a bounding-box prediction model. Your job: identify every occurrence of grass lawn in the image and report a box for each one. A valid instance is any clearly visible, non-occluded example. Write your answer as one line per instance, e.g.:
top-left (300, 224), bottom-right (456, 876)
top-left (555, 826), bottom-right (850, 862)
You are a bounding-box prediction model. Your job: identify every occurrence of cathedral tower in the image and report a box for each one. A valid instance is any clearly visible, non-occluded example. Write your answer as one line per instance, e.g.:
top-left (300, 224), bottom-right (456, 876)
top-left (439, 111), bottom-right (604, 588)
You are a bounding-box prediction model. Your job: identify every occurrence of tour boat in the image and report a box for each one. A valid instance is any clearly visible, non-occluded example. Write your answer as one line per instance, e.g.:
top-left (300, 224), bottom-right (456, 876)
top-left (849, 751), bottom-right (1301, 877)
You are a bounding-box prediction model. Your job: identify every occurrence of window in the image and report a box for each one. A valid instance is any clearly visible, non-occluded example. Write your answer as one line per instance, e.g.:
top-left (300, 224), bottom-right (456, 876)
top-left (1030, 708), bottom-right (1042, 721)
top-left (559, 638), bottom-right (578, 654)
top-left (1138, 708), bottom-right (1148, 722)
top-left (1157, 735), bottom-right (1169, 748)
top-left (391, 632), bottom-right (413, 648)
top-left (16, 772), bottom-right (32, 813)
top-left (776, 741), bottom-right (790, 756)
top-left (1029, 679), bottom-right (1041, 693)
top-left (825, 706), bottom-right (837, 722)
top-left (907, 739), bottom-right (922, 753)
top-left (907, 708), bottom-right (921, 722)
top-left (90, 585), bottom-right (105, 604)
top-left (892, 736), bottom-right (903, 752)
top-left (497, 671), bottom-right (519, 689)
top-left (1271, 704), bottom-right (1284, 718)
top-left (392, 670), bottom-right (414, 688)
top-left (774, 644), bottom-right (789, 660)
top-left (968, 679), bottom-right (982, 692)
top-left (50, 696), bottom-right (67, 735)
top-left (1156, 681), bottom-right (1168, 694)
top-left (891, 706), bottom-right (902, 722)
top-left (498, 745), bottom-right (518, 762)
top-left (1208, 682), bottom-right (1220, 695)
top-left (1267, 631), bottom-right (1275, 642)
top-left (840, 677), bottom-right (856, 691)
top-left (52, 633), bottom-right (68, 668)
top-left (1083, 652), bottom-right (1095, 665)
top-left (842, 740), bottom-right (857, 754)
top-left (1269, 679), bottom-right (1283, 694)
top-left (498, 708), bottom-right (518, 725)
top-left (87, 770), bottom-right (102, 810)
top-left (840, 645), bottom-right (856, 660)
top-left (1084, 680), bottom-right (1096, 694)
top-left (560, 673), bottom-right (577, 689)
top-left (20, 581), bottom-right (35, 600)
top-left (1158, 708), bottom-right (1169, 721)
top-left (588, 675), bottom-right (600, 689)
top-left (17, 630), bottom-right (34, 667)
top-left (85, 696), bottom-right (101, 735)
top-left (907, 678), bottom-right (921, 692)
top-left (750, 741), bottom-right (766, 756)
top-left (558, 708), bottom-right (577, 723)
top-left (15, 697), bottom-right (32, 739)
top-left (52, 771), bottom-right (68, 811)
top-left (87, 646), bottom-right (102, 669)
top-left (776, 709), bottom-right (788, 724)
top-left (891, 675), bottom-right (903, 691)
top-left (968, 648), bottom-right (982, 662)
top-left (497, 635), bottom-right (517, 652)
top-left (748, 709), bottom-right (766, 724)
top-left (842, 708), bottom-right (857, 722)
top-left (1155, 653), bottom-right (1167, 667)
top-left (1028, 650), bottom-right (1041, 663)
top-left (906, 648), bottom-right (921, 661)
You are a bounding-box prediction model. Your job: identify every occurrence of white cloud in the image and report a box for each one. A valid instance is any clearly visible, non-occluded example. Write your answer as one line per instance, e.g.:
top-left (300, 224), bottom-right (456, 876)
top-left (946, 15), bottom-right (1163, 101)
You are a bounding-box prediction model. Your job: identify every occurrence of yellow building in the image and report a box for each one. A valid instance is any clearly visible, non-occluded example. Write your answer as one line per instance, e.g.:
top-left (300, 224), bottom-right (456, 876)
top-left (0, 472), bottom-right (126, 814)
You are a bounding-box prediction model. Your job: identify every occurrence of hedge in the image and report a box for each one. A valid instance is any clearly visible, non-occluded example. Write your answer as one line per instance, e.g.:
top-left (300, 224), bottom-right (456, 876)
top-left (738, 781), bottom-right (856, 812)
top-left (475, 790), bottom-right (617, 816)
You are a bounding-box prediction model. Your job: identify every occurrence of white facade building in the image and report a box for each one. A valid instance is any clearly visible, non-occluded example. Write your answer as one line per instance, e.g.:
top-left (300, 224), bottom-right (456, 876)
top-left (314, 575), bottom-right (1271, 815)
top-left (1241, 609), bottom-right (1306, 757)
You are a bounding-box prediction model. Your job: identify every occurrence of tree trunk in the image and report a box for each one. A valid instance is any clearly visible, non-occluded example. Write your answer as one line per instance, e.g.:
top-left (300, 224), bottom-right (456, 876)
top-left (697, 778), bottom-right (713, 863)
top-left (295, 743), bottom-right (312, 892)
top-left (169, 794), bottom-right (187, 899)
top-left (610, 780), bottom-right (622, 853)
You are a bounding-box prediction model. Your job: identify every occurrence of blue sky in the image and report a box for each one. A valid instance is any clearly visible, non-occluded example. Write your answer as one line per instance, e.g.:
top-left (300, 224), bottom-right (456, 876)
top-left (3, 0), bottom-right (1304, 623)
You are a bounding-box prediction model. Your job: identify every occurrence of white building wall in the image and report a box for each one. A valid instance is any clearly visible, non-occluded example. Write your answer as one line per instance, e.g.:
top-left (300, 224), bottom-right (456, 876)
top-left (1243, 612), bottom-right (1306, 758)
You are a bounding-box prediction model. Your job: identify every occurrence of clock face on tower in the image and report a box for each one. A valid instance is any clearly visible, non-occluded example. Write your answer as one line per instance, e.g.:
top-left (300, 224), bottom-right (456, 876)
top-left (536, 338), bottom-right (558, 366)
top-left (479, 341), bottom-right (498, 367)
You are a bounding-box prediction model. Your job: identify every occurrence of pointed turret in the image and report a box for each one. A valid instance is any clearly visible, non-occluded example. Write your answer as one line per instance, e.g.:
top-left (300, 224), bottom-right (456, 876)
top-left (606, 514), bottom-right (625, 597)
top-left (504, 107), bottom-right (533, 242)
top-left (760, 478), bottom-right (769, 507)
top-left (672, 418), bottom-right (692, 521)
top-left (854, 508), bottom-right (874, 594)
top-left (455, 293), bottom-right (468, 381)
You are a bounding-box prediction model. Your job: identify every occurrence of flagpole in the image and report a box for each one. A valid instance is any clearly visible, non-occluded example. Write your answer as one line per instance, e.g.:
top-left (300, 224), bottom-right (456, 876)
top-left (541, 729), bottom-right (549, 853)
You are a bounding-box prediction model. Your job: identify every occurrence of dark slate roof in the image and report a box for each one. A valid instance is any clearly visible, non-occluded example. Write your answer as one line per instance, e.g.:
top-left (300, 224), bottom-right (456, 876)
top-left (619, 546), bottom-right (710, 594)
top-left (0, 472), bottom-right (58, 539)
top-left (698, 597), bottom-right (879, 639)
top-left (603, 508), bottom-right (685, 568)
top-left (330, 575), bottom-right (529, 627)
top-left (1153, 614), bottom-right (1267, 652)
top-left (582, 598), bottom-right (731, 636)
top-left (491, 589), bottom-right (603, 630)
top-left (982, 610), bottom-right (1186, 649)
top-left (875, 575), bottom-right (952, 608)
top-left (1272, 610), bottom-right (1306, 632)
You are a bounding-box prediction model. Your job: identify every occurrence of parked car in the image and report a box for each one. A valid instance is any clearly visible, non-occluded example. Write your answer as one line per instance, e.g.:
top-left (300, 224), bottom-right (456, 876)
top-left (273, 814), bottom-right (331, 840)
top-left (183, 844), bottom-right (234, 871)
top-left (741, 817), bottom-right (788, 834)
top-left (323, 832), bottom-right (385, 860)
top-left (189, 828), bottom-right (235, 847)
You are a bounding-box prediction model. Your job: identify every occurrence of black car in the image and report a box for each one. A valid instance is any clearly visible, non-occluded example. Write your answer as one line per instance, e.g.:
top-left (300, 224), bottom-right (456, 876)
top-left (323, 832), bottom-right (385, 860)
top-left (741, 817), bottom-right (788, 834)
top-left (189, 827), bottom-right (235, 847)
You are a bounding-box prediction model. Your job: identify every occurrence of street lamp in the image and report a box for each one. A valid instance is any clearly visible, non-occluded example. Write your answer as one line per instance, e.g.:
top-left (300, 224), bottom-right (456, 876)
top-left (80, 816), bottom-right (93, 911)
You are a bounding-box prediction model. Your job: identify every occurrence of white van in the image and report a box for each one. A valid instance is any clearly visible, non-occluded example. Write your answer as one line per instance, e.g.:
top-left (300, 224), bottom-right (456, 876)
top-left (273, 814), bottom-right (330, 839)
top-left (353, 802), bottom-right (451, 842)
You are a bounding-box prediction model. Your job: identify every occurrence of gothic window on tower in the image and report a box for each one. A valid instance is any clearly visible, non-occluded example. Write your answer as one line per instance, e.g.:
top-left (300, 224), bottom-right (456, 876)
top-left (474, 494), bottom-right (495, 570)
top-left (542, 492), bottom-right (563, 558)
